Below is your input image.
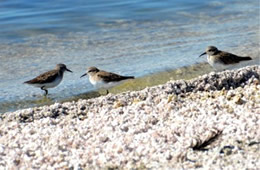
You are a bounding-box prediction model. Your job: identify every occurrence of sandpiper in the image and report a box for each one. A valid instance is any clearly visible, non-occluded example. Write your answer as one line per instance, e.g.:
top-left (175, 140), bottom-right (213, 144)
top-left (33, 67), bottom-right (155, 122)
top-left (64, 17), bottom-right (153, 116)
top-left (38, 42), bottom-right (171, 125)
top-left (199, 46), bottom-right (252, 71)
top-left (80, 66), bottom-right (134, 94)
top-left (24, 63), bottom-right (72, 95)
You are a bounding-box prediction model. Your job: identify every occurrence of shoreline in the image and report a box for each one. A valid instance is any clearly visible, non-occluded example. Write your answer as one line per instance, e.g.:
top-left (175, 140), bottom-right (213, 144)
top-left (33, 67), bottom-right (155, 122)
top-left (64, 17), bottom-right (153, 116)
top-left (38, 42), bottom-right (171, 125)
top-left (0, 62), bottom-right (213, 114)
top-left (0, 65), bottom-right (259, 169)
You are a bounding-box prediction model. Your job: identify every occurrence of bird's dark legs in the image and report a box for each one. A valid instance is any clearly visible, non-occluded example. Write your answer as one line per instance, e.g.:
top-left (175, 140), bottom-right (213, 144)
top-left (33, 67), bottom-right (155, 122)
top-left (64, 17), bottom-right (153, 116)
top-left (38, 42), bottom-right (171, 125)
top-left (44, 90), bottom-right (48, 96)
top-left (106, 89), bottom-right (109, 95)
top-left (41, 86), bottom-right (48, 96)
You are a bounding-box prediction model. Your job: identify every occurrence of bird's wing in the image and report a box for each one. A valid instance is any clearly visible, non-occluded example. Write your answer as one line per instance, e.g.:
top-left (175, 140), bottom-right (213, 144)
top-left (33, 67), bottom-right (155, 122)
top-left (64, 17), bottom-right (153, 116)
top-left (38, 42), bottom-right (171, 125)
top-left (25, 70), bottom-right (59, 84)
top-left (218, 51), bottom-right (244, 64)
top-left (97, 71), bottom-right (130, 83)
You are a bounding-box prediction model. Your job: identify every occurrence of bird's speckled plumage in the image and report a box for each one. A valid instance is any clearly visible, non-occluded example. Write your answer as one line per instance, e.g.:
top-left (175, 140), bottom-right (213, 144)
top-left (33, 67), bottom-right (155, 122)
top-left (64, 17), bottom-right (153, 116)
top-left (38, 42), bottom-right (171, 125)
top-left (24, 64), bottom-right (72, 95)
top-left (81, 66), bottom-right (134, 94)
top-left (200, 46), bottom-right (252, 71)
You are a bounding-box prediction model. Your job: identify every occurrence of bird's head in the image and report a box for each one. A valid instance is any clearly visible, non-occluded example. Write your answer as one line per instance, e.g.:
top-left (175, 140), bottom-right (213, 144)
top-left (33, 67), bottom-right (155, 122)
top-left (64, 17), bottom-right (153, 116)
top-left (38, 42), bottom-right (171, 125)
top-left (199, 46), bottom-right (219, 57)
top-left (80, 66), bottom-right (100, 78)
top-left (56, 63), bottom-right (72, 73)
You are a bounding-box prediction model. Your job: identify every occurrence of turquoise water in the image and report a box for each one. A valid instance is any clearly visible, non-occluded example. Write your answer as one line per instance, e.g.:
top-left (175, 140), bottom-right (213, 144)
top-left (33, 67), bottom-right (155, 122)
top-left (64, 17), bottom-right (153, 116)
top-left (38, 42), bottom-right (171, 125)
top-left (0, 0), bottom-right (259, 113)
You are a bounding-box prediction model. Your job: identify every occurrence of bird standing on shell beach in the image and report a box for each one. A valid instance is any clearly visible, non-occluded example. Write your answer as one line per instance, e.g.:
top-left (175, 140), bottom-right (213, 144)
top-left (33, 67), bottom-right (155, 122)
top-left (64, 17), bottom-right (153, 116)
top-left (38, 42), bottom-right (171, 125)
top-left (199, 46), bottom-right (252, 71)
top-left (24, 63), bottom-right (72, 95)
top-left (80, 66), bottom-right (135, 94)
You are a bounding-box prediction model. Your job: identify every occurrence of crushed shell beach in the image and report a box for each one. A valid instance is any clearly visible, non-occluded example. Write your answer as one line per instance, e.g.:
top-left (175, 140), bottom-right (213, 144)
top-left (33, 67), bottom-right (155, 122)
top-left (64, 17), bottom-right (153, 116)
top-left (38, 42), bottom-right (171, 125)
top-left (0, 65), bottom-right (259, 169)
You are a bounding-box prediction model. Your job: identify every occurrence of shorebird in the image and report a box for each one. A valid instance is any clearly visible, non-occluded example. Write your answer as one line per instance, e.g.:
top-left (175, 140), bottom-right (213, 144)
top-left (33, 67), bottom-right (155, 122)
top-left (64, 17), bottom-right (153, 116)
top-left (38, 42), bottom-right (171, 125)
top-left (80, 66), bottom-right (134, 94)
top-left (199, 46), bottom-right (252, 71)
top-left (24, 63), bottom-right (72, 95)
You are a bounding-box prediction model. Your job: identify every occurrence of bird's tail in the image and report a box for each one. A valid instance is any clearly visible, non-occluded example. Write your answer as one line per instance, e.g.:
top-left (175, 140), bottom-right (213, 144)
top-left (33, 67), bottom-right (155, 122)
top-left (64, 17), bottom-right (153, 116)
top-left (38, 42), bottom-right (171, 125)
top-left (122, 76), bottom-right (135, 80)
top-left (24, 79), bottom-right (35, 84)
top-left (23, 80), bottom-right (30, 84)
top-left (239, 56), bottom-right (252, 61)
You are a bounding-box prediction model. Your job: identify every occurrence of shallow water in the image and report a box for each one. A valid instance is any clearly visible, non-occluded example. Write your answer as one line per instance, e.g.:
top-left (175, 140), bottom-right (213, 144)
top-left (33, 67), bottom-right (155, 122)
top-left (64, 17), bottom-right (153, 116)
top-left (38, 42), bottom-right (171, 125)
top-left (0, 0), bottom-right (259, 113)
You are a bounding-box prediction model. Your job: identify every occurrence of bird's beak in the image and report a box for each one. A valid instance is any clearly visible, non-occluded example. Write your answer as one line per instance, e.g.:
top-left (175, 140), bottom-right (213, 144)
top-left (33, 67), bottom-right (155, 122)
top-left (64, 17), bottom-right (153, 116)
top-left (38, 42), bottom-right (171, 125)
top-left (80, 73), bottom-right (87, 78)
top-left (199, 52), bottom-right (206, 57)
top-left (66, 68), bottom-right (73, 72)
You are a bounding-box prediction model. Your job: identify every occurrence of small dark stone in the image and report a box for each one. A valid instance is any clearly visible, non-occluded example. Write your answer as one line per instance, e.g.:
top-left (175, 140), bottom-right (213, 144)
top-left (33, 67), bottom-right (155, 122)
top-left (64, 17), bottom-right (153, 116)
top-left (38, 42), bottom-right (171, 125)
top-left (100, 136), bottom-right (109, 143)
top-left (121, 126), bottom-right (129, 132)
top-left (13, 159), bottom-right (20, 166)
top-left (80, 106), bottom-right (86, 110)
top-left (150, 117), bottom-right (159, 125)
top-left (118, 111), bottom-right (124, 115)
top-left (219, 145), bottom-right (235, 155)
top-left (26, 150), bottom-right (36, 157)
top-left (166, 154), bottom-right (173, 160)
top-left (248, 141), bottom-right (260, 146)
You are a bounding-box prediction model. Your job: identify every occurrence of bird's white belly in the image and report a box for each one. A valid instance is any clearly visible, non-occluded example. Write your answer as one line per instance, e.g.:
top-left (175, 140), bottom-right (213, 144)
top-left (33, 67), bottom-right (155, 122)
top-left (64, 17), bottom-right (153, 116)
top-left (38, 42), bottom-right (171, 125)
top-left (32, 76), bottom-right (62, 89)
top-left (89, 77), bottom-right (99, 86)
top-left (89, 77), bottom-right (119, 89)
top-left (207, 55), bottom-right (254, 71)
top-left (207, 55), bottom-right (229, 71)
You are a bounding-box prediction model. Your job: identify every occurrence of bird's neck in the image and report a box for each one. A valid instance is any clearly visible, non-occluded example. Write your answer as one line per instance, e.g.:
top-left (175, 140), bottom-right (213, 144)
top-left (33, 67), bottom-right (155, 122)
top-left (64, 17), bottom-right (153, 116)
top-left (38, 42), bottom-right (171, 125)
top-left (58, 70), bottom-right (65, 77)
top-left (213, 50), bottom-right (221, 55)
